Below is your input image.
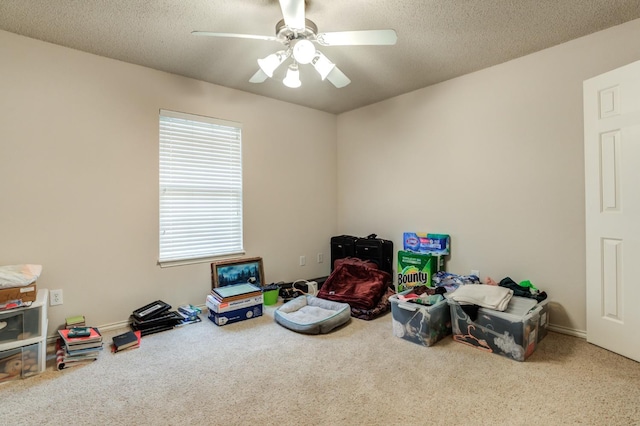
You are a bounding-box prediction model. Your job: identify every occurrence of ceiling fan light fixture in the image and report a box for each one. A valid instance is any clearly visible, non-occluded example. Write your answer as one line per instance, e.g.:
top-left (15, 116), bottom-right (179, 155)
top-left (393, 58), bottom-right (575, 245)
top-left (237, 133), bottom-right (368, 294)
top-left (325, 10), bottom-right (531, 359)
top-left (257, 50), bottom-right (289, 77)
top-left (194, 4), bottom-right (396, 91)
top-left (283, 63), bottom-right (301, 88)
top-left (311, 52), bottom-right (336, 80)
top-left (292, 39), bottom-right (316, 64)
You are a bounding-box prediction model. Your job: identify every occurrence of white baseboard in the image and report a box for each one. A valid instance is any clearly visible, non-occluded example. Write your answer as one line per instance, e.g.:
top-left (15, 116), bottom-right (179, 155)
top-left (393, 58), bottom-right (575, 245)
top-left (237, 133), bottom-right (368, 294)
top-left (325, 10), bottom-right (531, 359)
top-left (548, 324), bottom-right (586, 339)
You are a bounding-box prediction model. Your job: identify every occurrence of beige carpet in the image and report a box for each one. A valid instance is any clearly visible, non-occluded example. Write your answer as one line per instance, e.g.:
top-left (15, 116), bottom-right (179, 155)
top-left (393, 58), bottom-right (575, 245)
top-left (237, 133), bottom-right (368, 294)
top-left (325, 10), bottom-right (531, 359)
top-left (2, 305), bottom-right (639, 426)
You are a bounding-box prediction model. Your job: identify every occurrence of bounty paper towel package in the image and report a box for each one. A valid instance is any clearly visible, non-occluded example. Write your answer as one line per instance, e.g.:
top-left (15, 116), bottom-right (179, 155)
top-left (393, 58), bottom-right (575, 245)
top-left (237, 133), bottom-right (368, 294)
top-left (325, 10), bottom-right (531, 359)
top-left (397, 250), bottom-right (437, 292)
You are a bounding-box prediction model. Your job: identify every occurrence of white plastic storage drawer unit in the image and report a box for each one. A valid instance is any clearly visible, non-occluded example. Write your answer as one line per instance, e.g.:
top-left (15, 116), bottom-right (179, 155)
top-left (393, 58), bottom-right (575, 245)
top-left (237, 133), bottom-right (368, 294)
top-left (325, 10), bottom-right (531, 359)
top-left (0, 289), bottom-right (48, 383)
top-left (0, 342), bottom-right (46, 383)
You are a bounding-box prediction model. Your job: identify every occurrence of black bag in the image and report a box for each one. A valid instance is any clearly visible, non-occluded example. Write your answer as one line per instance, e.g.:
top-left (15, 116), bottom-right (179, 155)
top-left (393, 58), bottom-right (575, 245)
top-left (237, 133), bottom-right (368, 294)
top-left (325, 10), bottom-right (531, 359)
top-left (354, 234), bottom-right (393, 277)
top-left (330, 235), bottom-right (358, 269)
top-left (330, 233), bottom-right (393, 277)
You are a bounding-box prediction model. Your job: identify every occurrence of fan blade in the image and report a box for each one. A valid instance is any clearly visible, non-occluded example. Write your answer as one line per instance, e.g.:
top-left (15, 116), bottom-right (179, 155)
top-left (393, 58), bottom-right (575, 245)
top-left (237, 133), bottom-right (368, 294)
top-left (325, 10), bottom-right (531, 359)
top-left (191, 31), bottom-right (279, 42)
top-left (249, 69), bottom-right (268, 83)
top-left (316, 29), bottom-right (397, 46)
top-left (279, 0), bottom-right (305, 31)
top-left (326, 66), bottom-right (351, 88)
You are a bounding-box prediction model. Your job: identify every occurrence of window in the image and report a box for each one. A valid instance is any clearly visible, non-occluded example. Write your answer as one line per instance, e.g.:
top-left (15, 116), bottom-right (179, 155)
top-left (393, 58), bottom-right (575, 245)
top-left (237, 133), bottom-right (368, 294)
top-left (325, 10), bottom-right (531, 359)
top-left (159, 110), bottom-right (243, 266)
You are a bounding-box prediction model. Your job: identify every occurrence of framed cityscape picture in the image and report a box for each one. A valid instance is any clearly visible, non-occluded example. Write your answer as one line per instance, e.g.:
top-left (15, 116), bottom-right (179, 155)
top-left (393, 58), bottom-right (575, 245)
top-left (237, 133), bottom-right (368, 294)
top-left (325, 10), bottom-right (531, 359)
top-left (211, 257), bottom-right (265, 288)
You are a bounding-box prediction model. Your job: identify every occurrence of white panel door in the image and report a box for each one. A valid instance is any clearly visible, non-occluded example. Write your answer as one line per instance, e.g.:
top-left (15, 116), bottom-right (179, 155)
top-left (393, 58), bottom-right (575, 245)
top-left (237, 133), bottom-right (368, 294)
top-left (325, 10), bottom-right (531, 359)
top-left (584, 60), bottom-right (640, 362)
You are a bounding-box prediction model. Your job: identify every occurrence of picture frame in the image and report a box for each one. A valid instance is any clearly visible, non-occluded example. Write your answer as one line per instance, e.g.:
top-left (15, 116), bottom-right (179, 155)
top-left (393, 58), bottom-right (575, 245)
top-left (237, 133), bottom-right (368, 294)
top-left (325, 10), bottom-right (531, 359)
top-left (211, 257), bottom-right (265, 288)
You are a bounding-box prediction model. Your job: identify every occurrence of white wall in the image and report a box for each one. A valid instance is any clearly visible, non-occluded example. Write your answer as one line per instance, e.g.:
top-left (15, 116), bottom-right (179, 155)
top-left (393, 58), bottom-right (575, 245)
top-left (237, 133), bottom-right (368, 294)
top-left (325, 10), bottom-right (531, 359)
top-left (0, 30), bottom-right (337, 334)
top-left (336, 19), bottom-right (640, 333)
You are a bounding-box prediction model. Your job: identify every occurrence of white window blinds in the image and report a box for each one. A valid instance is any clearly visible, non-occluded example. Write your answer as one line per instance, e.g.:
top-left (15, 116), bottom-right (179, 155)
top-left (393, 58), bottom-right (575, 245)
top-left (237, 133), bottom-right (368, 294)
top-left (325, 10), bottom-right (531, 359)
top-left (159, 110), bottom-right (243, 265)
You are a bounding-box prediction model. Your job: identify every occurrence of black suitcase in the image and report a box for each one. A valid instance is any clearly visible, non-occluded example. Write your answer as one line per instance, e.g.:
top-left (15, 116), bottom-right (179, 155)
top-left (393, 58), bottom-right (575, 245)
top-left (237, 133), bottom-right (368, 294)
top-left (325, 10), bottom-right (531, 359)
top-left (330, 235), bottom-right (358, 270)
top-left (354, 234), bottom-right (394, 276)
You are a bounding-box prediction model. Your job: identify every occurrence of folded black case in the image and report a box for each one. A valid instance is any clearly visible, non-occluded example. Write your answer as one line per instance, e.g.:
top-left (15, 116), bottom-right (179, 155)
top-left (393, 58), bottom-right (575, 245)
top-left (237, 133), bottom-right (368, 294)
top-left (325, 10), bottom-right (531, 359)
top-left (131, 300), bottom-right (171, 321)
top-left (130, 310), bottom-right (182, 327)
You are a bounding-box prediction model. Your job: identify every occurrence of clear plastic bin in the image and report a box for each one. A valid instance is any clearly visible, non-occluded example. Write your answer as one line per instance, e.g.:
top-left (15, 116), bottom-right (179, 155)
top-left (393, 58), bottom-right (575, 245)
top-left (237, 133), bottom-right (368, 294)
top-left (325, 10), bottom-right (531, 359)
top-left (390, 291), bottom-right (451, 347)
top-left (448, 296), bottom-right (549, 361)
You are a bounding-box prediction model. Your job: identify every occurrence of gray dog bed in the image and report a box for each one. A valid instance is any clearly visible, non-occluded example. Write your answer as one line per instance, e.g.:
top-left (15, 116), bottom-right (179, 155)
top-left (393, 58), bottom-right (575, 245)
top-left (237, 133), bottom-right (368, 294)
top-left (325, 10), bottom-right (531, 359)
top-left (274, 295), bottom-right (351, 334)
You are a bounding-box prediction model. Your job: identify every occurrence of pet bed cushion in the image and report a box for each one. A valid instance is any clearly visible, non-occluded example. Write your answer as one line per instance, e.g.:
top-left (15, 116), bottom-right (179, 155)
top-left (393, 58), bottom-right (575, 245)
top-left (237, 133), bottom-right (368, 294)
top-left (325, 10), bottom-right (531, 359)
top-left (274, 295), bottom-right (351, 334)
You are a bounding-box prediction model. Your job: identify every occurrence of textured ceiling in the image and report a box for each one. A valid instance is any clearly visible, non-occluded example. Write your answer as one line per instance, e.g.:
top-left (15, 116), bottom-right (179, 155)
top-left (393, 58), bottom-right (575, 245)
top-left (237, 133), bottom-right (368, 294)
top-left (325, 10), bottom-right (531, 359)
top-left (1, 1), bottom-right (639, 114)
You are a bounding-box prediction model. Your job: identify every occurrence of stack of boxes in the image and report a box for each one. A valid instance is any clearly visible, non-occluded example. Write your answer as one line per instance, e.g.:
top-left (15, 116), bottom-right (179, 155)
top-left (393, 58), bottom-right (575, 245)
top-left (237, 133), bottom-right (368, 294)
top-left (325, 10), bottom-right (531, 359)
top-left (391, 233), bottom-right (452, 347)
top-left (396, 233), bottom-right (450, 292)
top-left (395, 232), bottom-right (450, 292)
top-left (206, 283), bottom-right (263, 326)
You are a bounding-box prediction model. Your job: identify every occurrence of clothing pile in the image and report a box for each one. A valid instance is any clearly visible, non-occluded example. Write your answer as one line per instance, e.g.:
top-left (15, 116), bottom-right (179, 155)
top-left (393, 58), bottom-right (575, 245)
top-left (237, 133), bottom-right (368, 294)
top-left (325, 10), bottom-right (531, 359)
top-left (432, 271), bottom-right (480, 292)
top-left (317, 257), bottom-right (392, 320)
top-left (495, 277), bottom-right (547, 303)
top-left (442, 273), bottom-right (548, 321)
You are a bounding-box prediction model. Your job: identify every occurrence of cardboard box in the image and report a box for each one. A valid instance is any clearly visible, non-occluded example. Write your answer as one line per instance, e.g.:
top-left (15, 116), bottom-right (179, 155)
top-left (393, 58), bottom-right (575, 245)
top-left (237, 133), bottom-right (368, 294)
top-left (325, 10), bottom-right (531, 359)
top-left (207, 301), bottom-right (263, 326)
top-left (206, 294), bottom-right (263, 314)
top-left (0, 282), bottom-right (37, 304)
top-left (390, 291), bottom-right (451, 347)
top-left (448, 296), bottom-right (549, 361)
top-left (397, 251), bottom-right (436, 292)
top-left (403, 232), bottom-right (450, 255)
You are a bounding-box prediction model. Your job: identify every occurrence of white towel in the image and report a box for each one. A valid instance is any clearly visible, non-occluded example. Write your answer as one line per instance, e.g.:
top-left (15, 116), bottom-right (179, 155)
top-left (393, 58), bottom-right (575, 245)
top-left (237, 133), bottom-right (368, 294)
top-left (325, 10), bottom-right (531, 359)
top-left (448, 284), bottom-right (514, 311)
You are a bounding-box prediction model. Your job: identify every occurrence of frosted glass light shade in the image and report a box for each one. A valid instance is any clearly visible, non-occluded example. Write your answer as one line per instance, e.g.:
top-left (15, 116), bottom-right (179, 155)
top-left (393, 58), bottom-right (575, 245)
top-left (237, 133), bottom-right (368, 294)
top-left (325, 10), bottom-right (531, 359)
top-left (257, 50), bottom-right (288, 77)
top-left (292, 39), bottom-right (316, 64)
top-left (283, 64), bottom-right (301, 88)
top-left (311, 52), bottom-right (336, 80)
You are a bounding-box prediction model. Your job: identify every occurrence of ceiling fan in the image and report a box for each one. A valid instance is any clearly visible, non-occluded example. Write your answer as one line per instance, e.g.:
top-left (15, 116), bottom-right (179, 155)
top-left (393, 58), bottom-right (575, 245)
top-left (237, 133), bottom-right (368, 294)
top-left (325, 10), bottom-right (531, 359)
top-left (192, 0), bottom-right (397, 89)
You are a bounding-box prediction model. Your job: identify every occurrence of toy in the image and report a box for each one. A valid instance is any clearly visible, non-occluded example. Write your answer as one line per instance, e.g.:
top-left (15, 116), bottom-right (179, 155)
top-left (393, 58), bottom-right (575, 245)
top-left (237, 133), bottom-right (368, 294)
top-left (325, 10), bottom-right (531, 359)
top-left (0, 353), bottom-right (23, 382)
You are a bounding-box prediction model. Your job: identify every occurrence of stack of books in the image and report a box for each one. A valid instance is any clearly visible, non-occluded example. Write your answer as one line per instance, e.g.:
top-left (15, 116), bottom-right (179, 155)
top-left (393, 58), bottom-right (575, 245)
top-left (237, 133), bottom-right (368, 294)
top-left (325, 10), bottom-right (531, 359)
top-left (55, 327), bottom-right (103, 370)
top-left (176, 304), bottom-right (202, 326)
top-left (129, 300), bottom-right (183, 336)
top-left (111, 330), bottom-right (141, 353)
top-left (65, 314), bottom-right (86, 329)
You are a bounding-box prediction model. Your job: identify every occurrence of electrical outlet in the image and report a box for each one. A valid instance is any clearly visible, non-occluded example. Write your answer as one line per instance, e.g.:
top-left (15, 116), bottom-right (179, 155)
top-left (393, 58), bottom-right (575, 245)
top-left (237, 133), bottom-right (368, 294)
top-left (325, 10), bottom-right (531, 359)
top-left (317, 253), bottom-right (323, 263)
top-left (299, 255), bottom-right (306, 266)
top-left (471, 269), bottom-right (480, 278)
top-left (50, 289), bottom-right (63, 306)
